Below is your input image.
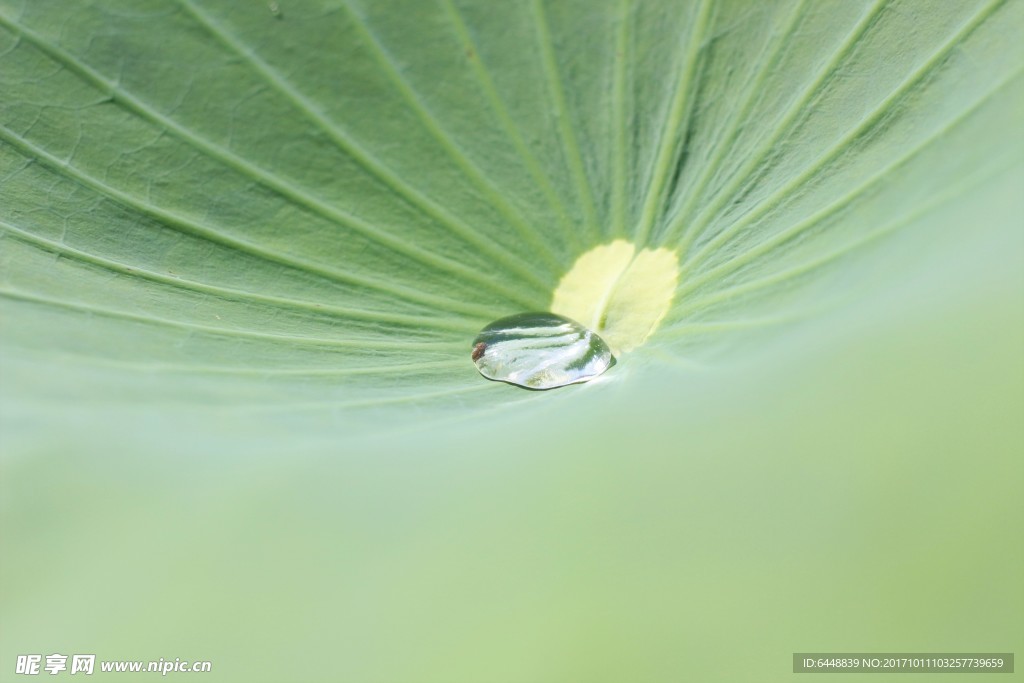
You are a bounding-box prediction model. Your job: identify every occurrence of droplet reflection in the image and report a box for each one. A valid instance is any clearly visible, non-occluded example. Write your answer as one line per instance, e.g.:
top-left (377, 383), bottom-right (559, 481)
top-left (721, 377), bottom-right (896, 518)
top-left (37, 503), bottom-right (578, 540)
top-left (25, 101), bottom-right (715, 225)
top-left (470, 312), bottom-right (615, 390)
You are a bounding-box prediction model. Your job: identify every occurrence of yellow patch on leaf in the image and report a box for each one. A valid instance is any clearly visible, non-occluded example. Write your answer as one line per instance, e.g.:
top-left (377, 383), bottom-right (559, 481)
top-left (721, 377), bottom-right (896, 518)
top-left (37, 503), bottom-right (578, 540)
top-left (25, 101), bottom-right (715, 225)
top-left (551, 240), bottom-right (679, 353)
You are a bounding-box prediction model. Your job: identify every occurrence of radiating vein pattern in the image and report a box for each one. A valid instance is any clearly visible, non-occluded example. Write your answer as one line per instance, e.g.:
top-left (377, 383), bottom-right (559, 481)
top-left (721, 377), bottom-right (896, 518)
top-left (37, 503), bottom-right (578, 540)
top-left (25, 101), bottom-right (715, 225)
top-left (0, 0), bottom-right (1020, 413)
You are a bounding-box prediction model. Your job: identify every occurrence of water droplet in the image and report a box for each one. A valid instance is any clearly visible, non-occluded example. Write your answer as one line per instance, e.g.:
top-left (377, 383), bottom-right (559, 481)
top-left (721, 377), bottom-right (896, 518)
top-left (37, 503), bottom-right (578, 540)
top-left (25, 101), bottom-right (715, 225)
top-left (470, 312), bottom-right (615, 390)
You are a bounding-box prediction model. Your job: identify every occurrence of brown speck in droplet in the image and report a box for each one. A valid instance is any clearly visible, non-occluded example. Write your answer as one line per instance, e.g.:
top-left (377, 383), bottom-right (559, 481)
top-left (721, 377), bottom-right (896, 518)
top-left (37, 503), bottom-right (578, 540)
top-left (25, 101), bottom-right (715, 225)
top-left (471, 342), bottom-right (486, 362)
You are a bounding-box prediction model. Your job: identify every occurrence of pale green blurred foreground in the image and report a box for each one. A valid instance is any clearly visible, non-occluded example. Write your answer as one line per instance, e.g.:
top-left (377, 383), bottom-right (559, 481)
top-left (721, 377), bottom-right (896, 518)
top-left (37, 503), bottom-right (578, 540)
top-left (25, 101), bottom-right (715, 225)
top-left (2, 174), bottom-right (1021, 682)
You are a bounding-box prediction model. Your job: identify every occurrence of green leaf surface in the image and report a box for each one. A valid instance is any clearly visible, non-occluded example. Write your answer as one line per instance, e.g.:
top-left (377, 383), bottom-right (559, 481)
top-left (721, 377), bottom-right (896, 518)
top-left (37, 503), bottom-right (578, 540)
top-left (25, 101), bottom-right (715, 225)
top-left (2, 0), bottom-right (1020, 423)
top-left (1, 1), bottom-right (1023, 681)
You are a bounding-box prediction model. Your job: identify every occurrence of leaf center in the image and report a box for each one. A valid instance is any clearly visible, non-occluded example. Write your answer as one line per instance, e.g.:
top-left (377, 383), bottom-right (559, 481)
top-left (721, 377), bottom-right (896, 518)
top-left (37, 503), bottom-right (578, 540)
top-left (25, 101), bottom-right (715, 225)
top-left (551, 240), bottom-right (679, 354)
